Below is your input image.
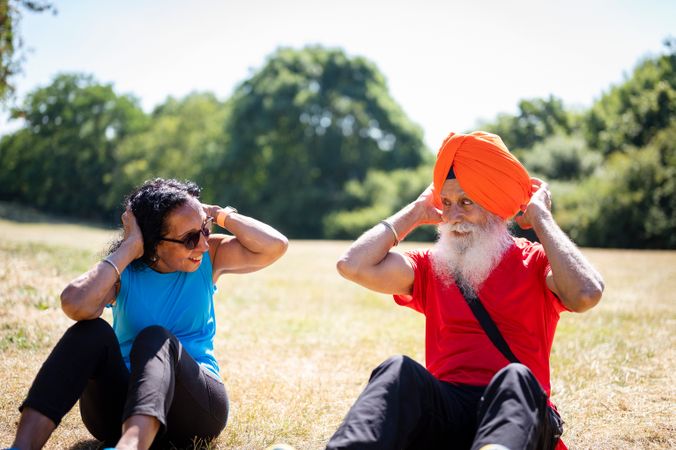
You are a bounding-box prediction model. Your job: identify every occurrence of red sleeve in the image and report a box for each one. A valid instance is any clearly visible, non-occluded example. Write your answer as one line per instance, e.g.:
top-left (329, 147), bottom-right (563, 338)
top-left (520, 239), bottom-right (570, 314)
top-left (393, 249), bottom-right (429, 314)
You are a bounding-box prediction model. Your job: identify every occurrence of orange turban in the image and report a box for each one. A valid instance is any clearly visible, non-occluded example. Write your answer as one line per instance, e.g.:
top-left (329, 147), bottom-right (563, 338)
top-left (433, 131), bottom-right (532, 219)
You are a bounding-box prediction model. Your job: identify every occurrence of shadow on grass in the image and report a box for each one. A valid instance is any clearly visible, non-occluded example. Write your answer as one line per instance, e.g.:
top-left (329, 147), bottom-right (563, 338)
top-left (65, 437), bottom-right (216, 450)
top-left (0, 201), bottom-right (113, 228)
top-left (67, 439), bottom-right (101, 450)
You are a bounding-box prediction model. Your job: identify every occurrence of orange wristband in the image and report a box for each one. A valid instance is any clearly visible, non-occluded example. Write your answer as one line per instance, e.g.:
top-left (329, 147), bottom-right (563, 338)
top-left (216, 206), bottom-right (238, 228)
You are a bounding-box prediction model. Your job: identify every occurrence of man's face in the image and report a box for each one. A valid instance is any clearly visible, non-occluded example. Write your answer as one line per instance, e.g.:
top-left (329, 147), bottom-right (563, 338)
top-left (432, 180), bottom-right (512, 292)
top-left (439, 179), bottom-right (492, 234)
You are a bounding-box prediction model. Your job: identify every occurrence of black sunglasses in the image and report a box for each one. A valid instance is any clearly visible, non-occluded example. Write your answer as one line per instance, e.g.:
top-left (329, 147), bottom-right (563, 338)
top-left (159, 217), bottom-right (213, 250)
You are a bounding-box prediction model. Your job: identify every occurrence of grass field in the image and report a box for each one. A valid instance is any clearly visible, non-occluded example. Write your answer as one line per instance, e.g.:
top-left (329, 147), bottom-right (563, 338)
top-left (0, 216), bottom-right (674, 449)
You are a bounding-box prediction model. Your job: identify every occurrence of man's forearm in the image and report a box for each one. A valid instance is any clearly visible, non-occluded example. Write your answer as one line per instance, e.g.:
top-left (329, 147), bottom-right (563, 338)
top-left (531, 209), bottom-right (604, 311)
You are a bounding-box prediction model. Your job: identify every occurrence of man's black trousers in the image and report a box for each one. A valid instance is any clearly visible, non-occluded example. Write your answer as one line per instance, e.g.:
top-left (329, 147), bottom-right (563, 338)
top-left (327, 355), bottom-right (559, 450)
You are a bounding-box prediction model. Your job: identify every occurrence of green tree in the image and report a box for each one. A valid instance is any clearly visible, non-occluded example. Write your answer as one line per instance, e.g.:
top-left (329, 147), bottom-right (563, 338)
top-left (0, 0), bottom-right (55, 104)
top-left (522, 134), bottom-right (602, 181)
top-left (554, 121), bottom-right (675, 248)
top-left (585, 39), bottom-right (676, 155)
top-left (217, 45), bottom-right (429, 237)
top-left (323, 165), bottom-right (436, 241)
top-left (479, 95), bottom-right (574, 154)
top-left (474, 42), bottom-right (675, 248)
top-left (105, 92), bottom-right (229, 211)
top-left (0, 73), bottom-right (147, 219)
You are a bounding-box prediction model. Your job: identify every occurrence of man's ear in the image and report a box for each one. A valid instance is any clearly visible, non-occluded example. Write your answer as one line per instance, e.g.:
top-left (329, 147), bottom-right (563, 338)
top-left (514, 211), bottom-right (532, 230)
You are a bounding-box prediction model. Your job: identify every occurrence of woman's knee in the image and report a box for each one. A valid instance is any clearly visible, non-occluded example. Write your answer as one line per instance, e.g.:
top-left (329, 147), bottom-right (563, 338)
top-left (134, 325), bottom-right (174, 343)
top-left (129, 325), bottom-right (179, 360)
top-left (67, 317), bottom-right (113, 337)
top-left (62, 318), bottom-right (117, 351)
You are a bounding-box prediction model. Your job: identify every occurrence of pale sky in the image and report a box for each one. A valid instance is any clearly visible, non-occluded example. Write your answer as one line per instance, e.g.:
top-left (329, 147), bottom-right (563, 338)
top-left (1, 0), bottom-right (674, 149)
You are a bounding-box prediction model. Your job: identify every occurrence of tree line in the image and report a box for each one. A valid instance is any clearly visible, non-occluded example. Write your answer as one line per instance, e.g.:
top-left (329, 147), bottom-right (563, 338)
top-left (0, 42), bottom-right (674, 247)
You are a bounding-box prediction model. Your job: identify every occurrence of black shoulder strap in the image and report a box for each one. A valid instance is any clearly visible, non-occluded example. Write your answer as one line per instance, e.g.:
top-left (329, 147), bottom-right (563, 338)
top-left (457, 286), bottom-right (521, 364)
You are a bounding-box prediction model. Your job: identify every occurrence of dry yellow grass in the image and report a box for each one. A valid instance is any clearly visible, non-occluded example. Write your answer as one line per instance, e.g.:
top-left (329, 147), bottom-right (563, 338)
top-left (0, 217), bottom-right (673, 449)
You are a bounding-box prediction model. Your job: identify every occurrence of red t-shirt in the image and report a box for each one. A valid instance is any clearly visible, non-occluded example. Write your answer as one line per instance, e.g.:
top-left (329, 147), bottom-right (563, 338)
top-left (393, 237), bottom-right (569, 395)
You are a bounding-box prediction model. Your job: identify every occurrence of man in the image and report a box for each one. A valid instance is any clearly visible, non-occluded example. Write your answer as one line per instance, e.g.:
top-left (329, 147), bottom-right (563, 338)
top-left (327, 131), bottom-right (604, 450)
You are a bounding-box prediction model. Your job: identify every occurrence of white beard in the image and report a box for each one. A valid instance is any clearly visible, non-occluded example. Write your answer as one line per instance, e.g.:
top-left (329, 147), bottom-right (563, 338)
top-left (430, 215), bottom-right (513, 297)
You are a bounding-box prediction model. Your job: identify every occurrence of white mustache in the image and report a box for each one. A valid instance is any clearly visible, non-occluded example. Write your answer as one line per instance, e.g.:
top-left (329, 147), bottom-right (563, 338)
top-left (432, 219), bottom-right (513, 293)
top-left (445, 222), bottom-right (477, 233)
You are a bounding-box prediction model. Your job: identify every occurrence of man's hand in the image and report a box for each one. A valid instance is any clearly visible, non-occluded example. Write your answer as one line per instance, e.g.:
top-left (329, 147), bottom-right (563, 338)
top-left (413, 184), bottom-right (444, 226)
top-left (516, 178), bottom-right (552, 230)
top-left (335, 185), bottom-right (441, 296)
top-left (517, 178), bottom-right (604, 312)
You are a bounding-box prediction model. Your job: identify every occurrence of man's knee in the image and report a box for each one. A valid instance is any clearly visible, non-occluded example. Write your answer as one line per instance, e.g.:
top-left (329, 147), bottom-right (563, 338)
top-left (487, 363), bottom-right (546, 403)
top-left (476, 365), bottom-right (550, 450)
top-left (370, 355), bottom-right (424, 384)
top-left (372, 354), bottom-right (412, 374)
top-left (493, 363), bottom-right (538, 383)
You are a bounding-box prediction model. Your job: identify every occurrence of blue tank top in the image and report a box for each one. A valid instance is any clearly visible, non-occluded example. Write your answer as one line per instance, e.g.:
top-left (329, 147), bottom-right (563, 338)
top-left (112, 252), bottom-right (220, 377)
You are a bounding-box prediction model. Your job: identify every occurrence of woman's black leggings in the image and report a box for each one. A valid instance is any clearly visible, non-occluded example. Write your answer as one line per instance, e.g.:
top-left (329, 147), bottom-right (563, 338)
top-left (19, 318), bottom-right (228, 449)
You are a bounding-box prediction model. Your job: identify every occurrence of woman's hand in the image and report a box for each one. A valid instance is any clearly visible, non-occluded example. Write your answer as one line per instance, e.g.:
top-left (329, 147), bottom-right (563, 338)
top-left (201, 203), bottom-right (220, 220)
top-left (515, 178), bottom-right (552, 230)
top-left (412, 184), bottom-right (443, 226)
top-left (121, 207), bottom-right (144, 259)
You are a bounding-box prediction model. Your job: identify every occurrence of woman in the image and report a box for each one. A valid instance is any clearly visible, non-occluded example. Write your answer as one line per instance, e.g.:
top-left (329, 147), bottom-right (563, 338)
top-left (9, 178), bottom-right (288, 450)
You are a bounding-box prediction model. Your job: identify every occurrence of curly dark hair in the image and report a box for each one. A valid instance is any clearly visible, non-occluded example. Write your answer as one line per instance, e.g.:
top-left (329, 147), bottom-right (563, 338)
top-left (108, 178), bottom-right (201, 269)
